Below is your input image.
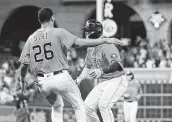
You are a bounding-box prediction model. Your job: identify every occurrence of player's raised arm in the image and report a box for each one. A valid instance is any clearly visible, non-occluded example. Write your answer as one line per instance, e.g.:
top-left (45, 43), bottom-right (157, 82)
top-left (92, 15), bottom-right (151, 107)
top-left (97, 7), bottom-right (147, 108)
top-left (74, 19), bottom-right (124, 47)
top-left (59, 28), bottom-right (124, 50)
top-left (74, 37), bottom-right (123, 47)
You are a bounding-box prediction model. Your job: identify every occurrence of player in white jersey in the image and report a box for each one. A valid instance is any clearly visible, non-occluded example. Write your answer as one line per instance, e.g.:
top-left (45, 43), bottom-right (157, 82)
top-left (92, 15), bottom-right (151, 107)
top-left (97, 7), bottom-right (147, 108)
top-left (123, 71), bottom-right (142, 122)
top-left (18, 8), bottom-right (124, 122)
top-left (75, 19), bottom-right (128, 122)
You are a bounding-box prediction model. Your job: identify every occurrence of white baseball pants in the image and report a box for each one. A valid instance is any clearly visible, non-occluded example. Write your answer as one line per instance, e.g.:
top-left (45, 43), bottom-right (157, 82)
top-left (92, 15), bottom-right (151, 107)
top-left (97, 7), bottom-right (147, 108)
top-left (37, 70), bottom-right (86, 122)
top-left (123, 101), bottom-right (138, 122)
top-left (84, 75), bottom-right (128, 122)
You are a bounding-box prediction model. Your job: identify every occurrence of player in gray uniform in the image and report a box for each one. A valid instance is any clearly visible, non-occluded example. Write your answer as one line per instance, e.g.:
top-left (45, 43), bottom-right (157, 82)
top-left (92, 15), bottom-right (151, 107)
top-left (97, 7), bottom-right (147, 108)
top-left (18, 8), bottom-right (124, 122)
top-left (76, 19), bottom-right (128, 122)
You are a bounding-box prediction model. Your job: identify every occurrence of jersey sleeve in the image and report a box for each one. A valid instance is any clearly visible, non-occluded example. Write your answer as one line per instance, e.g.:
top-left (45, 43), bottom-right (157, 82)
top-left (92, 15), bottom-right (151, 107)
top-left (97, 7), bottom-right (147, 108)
top-left (59, 28), bottom-right (78, 50)
top-left (19, 36), bottom-right (31, 64)
top-left (103, 44), bottom-right (122, 64)
top-left (85, 48), bottom-right (93, 68)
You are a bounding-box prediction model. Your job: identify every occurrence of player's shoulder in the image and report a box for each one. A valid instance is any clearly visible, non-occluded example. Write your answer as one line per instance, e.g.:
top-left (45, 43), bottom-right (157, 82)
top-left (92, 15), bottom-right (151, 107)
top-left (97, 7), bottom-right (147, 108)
top-left (102, 43), bottom-right (117, 50)
top-left (31, 29), bottom-right (40, 38)
top-left (53, 28), bottom-right (66, 32)
top-left (27, 33), bottom-right (34, 42)
top-left (51, 28), bottom-right (68, 36)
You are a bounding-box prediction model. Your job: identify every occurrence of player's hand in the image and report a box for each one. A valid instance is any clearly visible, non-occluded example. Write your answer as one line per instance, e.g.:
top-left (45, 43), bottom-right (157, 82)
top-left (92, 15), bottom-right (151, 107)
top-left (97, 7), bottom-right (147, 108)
top-left (123, 93), bottom-right (130, 99)
top-left (74, 77), bottom-right (82, 86)
top-left (89, 69), bottom-right (103, 79)
top-left (105, 38), bottom-right (124, 46)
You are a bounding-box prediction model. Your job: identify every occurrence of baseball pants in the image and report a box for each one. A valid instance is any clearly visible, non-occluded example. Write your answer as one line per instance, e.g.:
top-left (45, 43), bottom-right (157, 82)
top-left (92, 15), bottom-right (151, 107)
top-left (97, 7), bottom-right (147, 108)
top-left (37, 70), bottom-right (86, 122)
top-left (84, 75), bottom-right (128, 122)
top-left (123, 101), bottom-right (138, 122)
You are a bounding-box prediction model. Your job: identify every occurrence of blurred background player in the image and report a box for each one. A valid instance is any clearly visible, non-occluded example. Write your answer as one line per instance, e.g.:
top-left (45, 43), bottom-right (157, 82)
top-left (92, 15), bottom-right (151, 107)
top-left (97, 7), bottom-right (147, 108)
top-left (75, 19), bottom-right (128, 122)
top-left (123, 71), bottom-right (142, 122)
top-left (14, 88), bottom-right (30, 122)
top-left (18, 8), bottom-right (124, 122)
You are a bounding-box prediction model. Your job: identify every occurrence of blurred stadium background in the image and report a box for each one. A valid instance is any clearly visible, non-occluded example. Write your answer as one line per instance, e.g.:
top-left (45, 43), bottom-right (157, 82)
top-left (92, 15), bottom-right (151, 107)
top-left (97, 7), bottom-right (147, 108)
top-left (0, 0), bottom-right (172, 122)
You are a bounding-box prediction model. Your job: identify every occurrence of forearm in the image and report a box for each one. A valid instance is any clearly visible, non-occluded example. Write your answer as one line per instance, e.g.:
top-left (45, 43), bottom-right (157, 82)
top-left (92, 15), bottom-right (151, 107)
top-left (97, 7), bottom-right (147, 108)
top-left (20, 63), bottom-right (29, 81)
top-left (78, 66), bottom-right (91, 80)
top-left (102, 61), bottom-right (123, 74)
top-left (74, 38), bottom-right (106, 47)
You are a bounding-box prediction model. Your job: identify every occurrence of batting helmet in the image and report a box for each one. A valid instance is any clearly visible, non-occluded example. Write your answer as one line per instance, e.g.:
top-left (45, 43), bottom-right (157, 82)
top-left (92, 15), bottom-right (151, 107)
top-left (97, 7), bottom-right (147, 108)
top-left (126, 71), bottom-right (134, 80)
top-left (82, 19), bottom-right (103, 39)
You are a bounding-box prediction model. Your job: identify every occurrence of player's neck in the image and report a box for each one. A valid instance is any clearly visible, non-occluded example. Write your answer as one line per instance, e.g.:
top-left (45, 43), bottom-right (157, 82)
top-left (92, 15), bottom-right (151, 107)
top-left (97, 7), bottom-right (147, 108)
top-left (41, 23), bottom-right (53, 29)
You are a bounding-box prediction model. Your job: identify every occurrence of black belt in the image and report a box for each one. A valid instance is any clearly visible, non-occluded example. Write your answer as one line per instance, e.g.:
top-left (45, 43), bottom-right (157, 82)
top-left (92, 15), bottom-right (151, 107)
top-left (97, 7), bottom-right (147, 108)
top-left (127, 100), bottom-right (134, 103)
top-left (37, 70), bottom-right (63, 77)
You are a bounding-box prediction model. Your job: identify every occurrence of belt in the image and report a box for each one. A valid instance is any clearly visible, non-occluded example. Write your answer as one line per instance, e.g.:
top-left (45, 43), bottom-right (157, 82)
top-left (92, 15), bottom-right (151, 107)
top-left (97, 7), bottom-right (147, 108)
top-left (127, 100), bottom-right (134, 103)
top-left (37, 70), bottom-right (63, 77)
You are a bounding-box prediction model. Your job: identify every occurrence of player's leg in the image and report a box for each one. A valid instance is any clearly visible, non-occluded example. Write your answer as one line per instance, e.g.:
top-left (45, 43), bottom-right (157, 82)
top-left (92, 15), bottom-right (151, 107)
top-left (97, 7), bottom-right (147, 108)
top-left (42, 91), bottom-right (64, 122)
top-left (129, 101), bottom-right (138, 122)
top-left (15, 108), bottom-right (26, 122)
top-left (98, 75), bottom-right (128, 122)
top-left (48, 94), bottom-right (64, 122)
top-left (59, 85), bottom-right (86, 122)
top-left (59, 71), bottom-right (86, 122)
top-left (37, 78), bottom-right (64, 122)
top-left (123, 101), bottom-right (130, 122)
top-left (84, 82), bottom-right (106, 122)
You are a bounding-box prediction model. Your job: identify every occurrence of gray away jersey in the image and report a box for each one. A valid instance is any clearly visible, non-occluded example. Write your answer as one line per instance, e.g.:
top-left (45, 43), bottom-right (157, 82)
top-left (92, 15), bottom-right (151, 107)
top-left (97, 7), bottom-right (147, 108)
top-left (19, 28), bottom-right (77, 74)
top-left (85, 43), bottom-right (125, 82)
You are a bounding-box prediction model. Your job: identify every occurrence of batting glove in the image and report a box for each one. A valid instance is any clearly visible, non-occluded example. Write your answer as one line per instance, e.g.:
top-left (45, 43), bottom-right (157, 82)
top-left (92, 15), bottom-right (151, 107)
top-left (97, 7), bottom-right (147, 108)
top-left (89, 69), bottom-right (103, 79)
top-left (75, 77), bottom-right (82, 85)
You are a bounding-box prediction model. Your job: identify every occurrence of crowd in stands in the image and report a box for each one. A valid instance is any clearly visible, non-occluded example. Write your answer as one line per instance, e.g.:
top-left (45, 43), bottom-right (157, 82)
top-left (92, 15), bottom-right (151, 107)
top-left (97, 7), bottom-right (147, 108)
top-left (0, 58), bottom-right (36, 104)
top-left (121, 36), bottom-right (172, 68)
top-left (0, 36), bottom-right (172, 104)
top-left (67, 36), bottom-right (172, 74)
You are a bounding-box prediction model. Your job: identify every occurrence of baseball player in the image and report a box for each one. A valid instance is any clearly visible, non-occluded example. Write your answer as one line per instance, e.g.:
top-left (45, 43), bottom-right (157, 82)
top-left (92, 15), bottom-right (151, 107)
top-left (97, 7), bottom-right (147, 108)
top-left (123, 71), bottom-right (142, 122)
top-left (18, 8), bottom-right (124, 122)
top-left (14, 88), bottom-right (30, 122)
top-left (75, 19), bottom-right (128, 122)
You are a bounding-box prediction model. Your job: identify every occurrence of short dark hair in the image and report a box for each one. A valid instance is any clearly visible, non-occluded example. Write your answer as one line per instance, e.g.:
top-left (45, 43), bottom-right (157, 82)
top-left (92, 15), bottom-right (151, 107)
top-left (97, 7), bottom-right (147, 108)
top-left (38, 8), bottom-right (54, 23)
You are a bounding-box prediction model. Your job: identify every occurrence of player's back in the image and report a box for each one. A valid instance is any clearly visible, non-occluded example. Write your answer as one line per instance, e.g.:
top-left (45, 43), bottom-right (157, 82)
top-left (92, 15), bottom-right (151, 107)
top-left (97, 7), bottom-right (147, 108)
top-left (29, 28), bottom-right (69, 74)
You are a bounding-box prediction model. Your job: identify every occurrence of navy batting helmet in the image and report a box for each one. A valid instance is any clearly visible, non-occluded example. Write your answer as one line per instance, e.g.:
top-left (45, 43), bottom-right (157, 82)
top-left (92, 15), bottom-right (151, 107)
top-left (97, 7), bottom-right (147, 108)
top-left (82, 19), bottom-right (103, 39)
